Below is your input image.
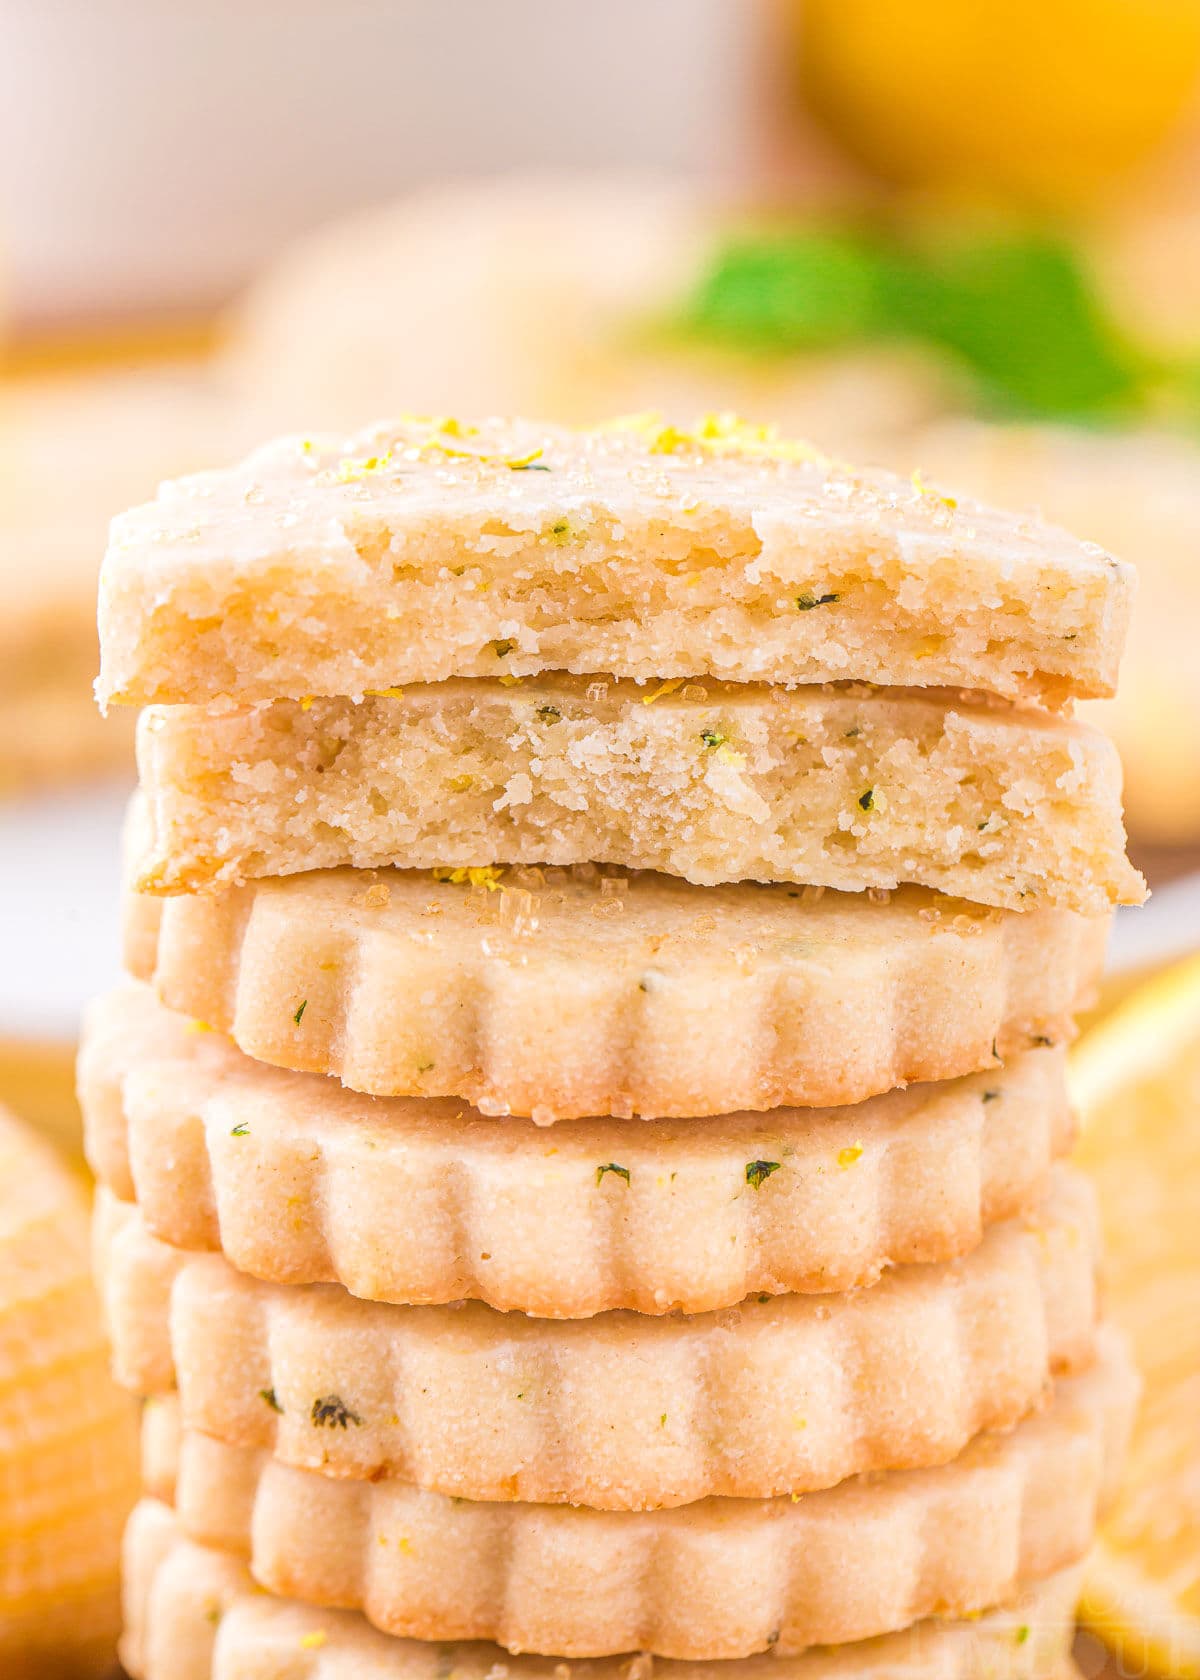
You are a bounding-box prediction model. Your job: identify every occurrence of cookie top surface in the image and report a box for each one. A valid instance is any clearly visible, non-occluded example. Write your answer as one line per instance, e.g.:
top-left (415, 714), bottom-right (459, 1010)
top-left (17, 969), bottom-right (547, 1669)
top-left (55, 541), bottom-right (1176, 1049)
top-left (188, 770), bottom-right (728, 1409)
top-left (98, 413), bottom-right (1133, 706)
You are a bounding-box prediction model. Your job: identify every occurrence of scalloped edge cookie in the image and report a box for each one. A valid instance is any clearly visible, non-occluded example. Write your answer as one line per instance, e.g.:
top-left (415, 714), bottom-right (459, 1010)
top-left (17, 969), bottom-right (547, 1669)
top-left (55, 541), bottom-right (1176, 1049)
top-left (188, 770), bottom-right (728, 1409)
top-left (122, 815), bottom-right (1109, 1119)
top-left (81, 983), bottom-right (1076, 1316)
top-left (122, 1499), bottom-right (1089, 1679)
top-left (96, 1170), bottom-right (1100, 1511)
top-left (136, 1329), bottom-right (1134, 1659)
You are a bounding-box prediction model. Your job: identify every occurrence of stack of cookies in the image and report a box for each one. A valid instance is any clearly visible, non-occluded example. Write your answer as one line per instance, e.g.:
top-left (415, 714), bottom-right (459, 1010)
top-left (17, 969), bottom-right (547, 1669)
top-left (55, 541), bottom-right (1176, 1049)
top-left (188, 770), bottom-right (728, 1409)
top-left (83, 415), bottom-right (1144, 1680)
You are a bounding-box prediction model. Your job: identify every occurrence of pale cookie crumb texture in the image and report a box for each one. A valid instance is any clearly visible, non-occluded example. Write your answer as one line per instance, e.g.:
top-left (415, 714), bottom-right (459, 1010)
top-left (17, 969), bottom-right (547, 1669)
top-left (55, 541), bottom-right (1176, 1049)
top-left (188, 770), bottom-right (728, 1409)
top-left (97, 414), bottom-right (1134, 708)
top-left (121, 833), bottom-right (1109, 1118)
top-left (138, 1333), bottom-right (1135, 1659)
top-left (96, 1171), bottom-right (1100, 1511)
top-left (121, 1500), bottom-right (1088, 1680)
top-left (81, 982), bottom-right (1076, 1315)
top-left (135, 678), bottom-right (1144, 914)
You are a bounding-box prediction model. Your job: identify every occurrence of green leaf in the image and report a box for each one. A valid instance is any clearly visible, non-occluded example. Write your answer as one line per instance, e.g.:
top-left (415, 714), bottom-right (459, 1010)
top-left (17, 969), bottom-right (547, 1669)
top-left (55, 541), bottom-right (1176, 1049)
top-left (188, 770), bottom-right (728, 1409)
top-left (883, 230), bottom-right (1144, 419)
top-left (682, 229), bottom-right (888, 352)
top-left (675, 219), bottom-right (1196, 426)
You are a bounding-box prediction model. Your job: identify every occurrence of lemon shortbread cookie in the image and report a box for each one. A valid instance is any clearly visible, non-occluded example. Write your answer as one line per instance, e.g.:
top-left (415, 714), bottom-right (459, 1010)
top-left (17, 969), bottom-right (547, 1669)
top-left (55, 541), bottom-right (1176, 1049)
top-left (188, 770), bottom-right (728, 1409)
top-left (123, 849), bottom-right (1107, 1118)
top-left (136, 1332), bottom-right (1135, 1659)
top-left (122, 1502), bottom-right (1088, 1680)
top-left (96, 1171), bottom-right (1099, 1510)
top-left (81, 983), bottom-right (1075, 1315)
top-left (134, 679), bottom-right (1142, 914)
top-left (96, 415), bottom-right (1135, 710)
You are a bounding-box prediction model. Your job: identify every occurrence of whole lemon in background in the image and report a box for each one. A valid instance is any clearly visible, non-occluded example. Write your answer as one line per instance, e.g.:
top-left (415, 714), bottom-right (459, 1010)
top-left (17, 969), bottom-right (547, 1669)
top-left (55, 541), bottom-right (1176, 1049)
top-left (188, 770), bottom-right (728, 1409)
top-left (791, 0), bottom-right (1200, 208)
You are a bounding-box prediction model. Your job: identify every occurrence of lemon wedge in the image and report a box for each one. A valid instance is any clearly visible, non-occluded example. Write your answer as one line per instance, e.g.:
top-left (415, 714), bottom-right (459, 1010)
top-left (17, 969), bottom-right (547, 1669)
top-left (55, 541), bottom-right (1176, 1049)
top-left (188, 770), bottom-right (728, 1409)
top-left (0, 1103), bottom-right (139, 1677)
top-left (1071, 952), bottom-right (1200, 1677)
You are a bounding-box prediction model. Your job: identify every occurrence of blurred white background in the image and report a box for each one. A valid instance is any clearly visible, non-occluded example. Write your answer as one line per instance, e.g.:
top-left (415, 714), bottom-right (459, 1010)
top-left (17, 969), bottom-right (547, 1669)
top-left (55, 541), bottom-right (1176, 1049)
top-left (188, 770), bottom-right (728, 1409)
top-left (0, 0), bottom-right (756, 324)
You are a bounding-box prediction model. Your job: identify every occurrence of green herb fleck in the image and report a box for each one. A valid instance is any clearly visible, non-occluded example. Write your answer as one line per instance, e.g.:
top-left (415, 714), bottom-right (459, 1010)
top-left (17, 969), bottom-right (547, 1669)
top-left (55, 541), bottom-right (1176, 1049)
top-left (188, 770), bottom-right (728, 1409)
top-left (1032, 1034), bottom-right (1055, 1048)
top-left (293, 999), bottom-right (308, 1026)
top-left (844, 726), bottom-right (861, 739)
top-left (537, 704), bottom-right (561, 721)
top-left (982, 1089), bottom-right (1001, 1104)
top-left (230, 1121), bottom-right (250, 1137)
top-left (596, 1162), bottom-right (631, 1186)
top-left (796, 592), bottom-right (839, 611)
top-left (659, 1413), bottom-right (667, 1427)
top-left (858, 788), bottom-right (875, 811)
top-left (493, 639), bottom-right (514, 658)
top-left (745, 1160), bottom-right (781, 1190)
top-left (513, 462), bottom-right (551, 471)
top-left (260, 1387), bottom-right (283, 1413)
top-left (1015, 1626), bottom-right (1030, 1646)
top-left (310, 1394), bottom-right (362, 1430)
top-left (417, 1060), bottom-right (435, 1073)
top-left (701, 729), bottom-right (727, 750)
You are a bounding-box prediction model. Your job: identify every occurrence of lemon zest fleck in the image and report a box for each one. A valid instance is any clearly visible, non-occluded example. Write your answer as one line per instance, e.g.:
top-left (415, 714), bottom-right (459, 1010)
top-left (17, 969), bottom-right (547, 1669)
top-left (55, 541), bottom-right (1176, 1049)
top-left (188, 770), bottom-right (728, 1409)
top-left (911, 468), bottom-right (957, 509)
top-left (640, 679), bottom-right (685, 705)
top-left (335, 451), bottom-right (393, 482)
top-left (837, 1145), bottom-right (864, 1168)
top-left (432, 865), bottom-right (506, 891)
top-left (298, 1630), bottom-right (328, 1650)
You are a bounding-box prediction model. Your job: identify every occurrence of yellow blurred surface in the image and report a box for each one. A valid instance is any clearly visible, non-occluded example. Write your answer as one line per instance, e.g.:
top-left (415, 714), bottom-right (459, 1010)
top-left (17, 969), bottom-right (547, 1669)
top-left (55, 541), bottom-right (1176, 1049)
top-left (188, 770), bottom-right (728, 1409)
top-left (0, 1102), bottom-right (139, 1677)
top-left (791, 0), bottom-right (1200, 208)
top-left (0, 1039), bottom-right (82, 1164)
top-left (1072, 954), bottom-right (1200, 1676)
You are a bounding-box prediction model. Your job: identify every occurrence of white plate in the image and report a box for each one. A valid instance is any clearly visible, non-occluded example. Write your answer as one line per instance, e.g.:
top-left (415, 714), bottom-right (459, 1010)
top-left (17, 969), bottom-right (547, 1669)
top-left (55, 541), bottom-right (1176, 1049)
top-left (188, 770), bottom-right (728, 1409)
top-left (0, 781), bottom-right (132, 1042)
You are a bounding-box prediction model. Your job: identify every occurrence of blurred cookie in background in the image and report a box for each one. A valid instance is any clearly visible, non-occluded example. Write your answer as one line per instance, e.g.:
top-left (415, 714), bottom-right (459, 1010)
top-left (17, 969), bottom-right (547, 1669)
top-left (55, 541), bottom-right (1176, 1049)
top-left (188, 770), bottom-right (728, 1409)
top-left (912, 420), bottom-right (1200, 865)
top-left (0, 362), bottom-right (231, 795)
top-left (224, 171), bottom-right (949, 455)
